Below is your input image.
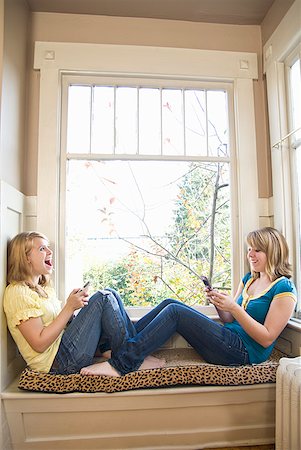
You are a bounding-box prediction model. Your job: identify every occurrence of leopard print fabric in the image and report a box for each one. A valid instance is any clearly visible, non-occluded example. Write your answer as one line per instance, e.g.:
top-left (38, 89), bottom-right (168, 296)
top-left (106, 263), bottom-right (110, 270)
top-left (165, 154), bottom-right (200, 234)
top-left (18, 349), bottom-right (283, 394)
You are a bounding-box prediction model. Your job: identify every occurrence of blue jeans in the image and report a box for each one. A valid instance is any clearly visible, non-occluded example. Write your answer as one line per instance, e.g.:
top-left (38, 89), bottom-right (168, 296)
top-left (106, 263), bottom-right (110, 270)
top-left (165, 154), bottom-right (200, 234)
top-left (53, 289), bottom-right (136, 374)
top-left (109, 298), bottom-right (250, 375)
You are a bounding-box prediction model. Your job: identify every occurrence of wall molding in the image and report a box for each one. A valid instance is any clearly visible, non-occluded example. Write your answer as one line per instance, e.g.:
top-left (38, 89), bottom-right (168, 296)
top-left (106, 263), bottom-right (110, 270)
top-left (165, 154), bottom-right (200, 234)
top-left (34, 42), bottom-right (259, 80)
top-left (24, 195), bottom-right (37, 230)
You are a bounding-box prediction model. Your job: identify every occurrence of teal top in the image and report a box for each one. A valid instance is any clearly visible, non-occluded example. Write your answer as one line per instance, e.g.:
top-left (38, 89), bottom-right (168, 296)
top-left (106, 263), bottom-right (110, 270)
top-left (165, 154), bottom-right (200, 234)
top-left (224, 273), bottom-right (297, 364)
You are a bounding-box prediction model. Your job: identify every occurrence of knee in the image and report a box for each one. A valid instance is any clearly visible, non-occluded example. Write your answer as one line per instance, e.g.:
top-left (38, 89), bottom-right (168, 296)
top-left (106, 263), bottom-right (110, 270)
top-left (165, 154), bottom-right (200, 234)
top-left (98, 290), bottom-right (120, 309)
top-left (87, 290), bottom-right (118, 311)
top-left (164, 302), bottom-right (179, 318)
top-left (104, 287), bottom-right (117, 296)
top-left (88, 290), bottom-right (109, 305)
top-left (160, 298), bottom-right (179, 308)
top-left (103, 287), bottom-right (122, 304)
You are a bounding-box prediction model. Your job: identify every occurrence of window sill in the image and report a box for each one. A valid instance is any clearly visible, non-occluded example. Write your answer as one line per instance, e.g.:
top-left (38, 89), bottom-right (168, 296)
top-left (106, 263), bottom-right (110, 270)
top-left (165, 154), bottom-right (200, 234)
top-left (128, 308), bottom-right (301, 333)
top-left (127, 304), bottom-right (217, 322)
top-left (287, 318), bottom-right (301, 332)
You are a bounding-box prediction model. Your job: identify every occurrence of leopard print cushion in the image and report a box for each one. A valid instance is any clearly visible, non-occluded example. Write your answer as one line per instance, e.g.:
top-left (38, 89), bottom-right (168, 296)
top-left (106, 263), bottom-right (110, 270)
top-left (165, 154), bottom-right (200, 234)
top-left (18, 348), bottom-right (283, 394)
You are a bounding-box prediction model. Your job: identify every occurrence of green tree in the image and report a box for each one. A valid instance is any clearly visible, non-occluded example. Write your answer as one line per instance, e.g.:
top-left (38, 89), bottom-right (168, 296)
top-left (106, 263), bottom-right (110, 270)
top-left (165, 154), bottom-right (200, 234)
top-left (84, 161), bottom-right (231, 306)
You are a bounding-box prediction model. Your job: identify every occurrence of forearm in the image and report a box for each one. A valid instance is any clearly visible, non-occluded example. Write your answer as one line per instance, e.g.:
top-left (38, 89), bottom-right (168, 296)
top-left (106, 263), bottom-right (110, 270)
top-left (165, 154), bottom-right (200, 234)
top-left (37, 305), bottom-right (74, 351)
top-left (216, 308), bottom-right (233, 323)
top-left (19, 304), bottom-right (75, 353)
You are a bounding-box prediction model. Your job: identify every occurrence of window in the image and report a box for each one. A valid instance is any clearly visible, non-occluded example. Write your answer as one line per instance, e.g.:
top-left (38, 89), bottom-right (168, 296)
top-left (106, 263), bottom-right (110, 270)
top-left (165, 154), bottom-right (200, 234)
top-left (66, 83), bottom-right (229, 158)
top-left (62, 78), bottom-right (232, 306)
top-left (286, 53), bottom-right (301, 317)
top-left (34, 42), bottom-right (259, 305)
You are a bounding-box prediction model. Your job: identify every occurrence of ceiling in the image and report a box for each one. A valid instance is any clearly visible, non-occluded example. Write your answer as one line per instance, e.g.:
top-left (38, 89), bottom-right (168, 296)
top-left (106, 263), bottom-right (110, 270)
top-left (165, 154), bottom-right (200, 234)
top-left (25, 0), bottom-right (277, 25)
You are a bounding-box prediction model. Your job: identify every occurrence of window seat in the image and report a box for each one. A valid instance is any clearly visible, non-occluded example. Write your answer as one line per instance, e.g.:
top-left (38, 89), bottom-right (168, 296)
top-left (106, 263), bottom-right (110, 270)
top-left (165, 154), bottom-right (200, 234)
top-left (17, 347), bottom-right (282, 394)
top-left (2, 347), bottom-right (281, 450)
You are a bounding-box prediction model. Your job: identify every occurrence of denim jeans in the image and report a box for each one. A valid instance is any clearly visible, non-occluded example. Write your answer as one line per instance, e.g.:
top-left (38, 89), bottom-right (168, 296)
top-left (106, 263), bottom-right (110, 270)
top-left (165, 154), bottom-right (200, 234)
top-left (53, 289), bottom-right (136, 374)
top-left (109, 298), bottom-right (250, 375)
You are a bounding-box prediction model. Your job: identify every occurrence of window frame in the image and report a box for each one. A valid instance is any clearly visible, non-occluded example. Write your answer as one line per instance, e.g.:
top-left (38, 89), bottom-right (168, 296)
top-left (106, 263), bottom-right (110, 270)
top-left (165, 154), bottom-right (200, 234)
top-left (285, 47), bottom-right (301, 318)
top-left (62, 75), bottom-right (233, 158)
top-left (34, 42), bottom-right (260, 308)
top-left (61, 75), bottom-right (233, 303)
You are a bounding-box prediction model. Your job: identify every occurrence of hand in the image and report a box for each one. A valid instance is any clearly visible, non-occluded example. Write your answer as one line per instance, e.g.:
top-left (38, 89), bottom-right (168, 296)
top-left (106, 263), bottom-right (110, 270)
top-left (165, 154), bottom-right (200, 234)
top-left (66, 288), bottom-right (89, 312)
top-left (206, 289), bottom-right (235, 312)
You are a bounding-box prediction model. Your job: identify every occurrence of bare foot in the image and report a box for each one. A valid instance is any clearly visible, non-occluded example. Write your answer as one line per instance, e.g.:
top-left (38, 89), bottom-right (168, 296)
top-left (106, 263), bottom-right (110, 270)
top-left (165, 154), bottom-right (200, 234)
top-left (144, 355), bottom-right (166, 367)
top-left (101, 350), bottom-right (112, 359)
top-left (80, 361), bottom-right (120, 377)
top-left (139, 356), bottom-right (165, 371)
top-left (80, 355), bottom-right (166, 377)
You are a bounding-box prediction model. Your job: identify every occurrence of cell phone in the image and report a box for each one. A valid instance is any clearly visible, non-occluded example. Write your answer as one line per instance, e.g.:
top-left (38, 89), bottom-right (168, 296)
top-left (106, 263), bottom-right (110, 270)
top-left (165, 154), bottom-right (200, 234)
top-left (201, 276), bottom-right (212, 290)
top-left (78, 281), bottom-right (90, 292)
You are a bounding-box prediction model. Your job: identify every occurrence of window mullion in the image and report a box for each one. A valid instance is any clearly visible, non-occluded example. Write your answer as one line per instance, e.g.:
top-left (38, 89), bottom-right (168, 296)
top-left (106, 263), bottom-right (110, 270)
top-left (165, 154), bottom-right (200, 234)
top-left (205, 90), bottom-right (209, 156)
top-left (113, 86), bottom-right (117, 155)
top-left (160, 88), bottom-right (163, 156)
top-left (137, 88), bottom-right (140, 155)
top-left (183, 89), bottom-right (186, 157)
top-left (89, 86), bottom-right (93, 154)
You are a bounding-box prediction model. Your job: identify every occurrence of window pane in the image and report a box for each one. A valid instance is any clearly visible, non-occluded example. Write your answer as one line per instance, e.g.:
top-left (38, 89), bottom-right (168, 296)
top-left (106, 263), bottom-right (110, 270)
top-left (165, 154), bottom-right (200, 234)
top-left (207, 90), bottom-right (229, 157)
top-left (290, 58), bottom-right (301, 315)
top-left (65, 160), bottom-right (231, 306)
top-left (67, 86), bottom-right (91, 153)
top-left (91, 86), bottom-right (114, 154)
top-left (139, 88), bottom-right (161, 155)
top-left (66, 84), bottom-right (230, 158)
top-left (116, 87), bottom-right (137, 154)
top-left (184, 90), bottom-right (207, 156)
top-left (296, 141), bottom-right (301, 316)
top-left (290, 59), bottom-right (301, 140)
top-left (162, 89), bottom-right (184, 155)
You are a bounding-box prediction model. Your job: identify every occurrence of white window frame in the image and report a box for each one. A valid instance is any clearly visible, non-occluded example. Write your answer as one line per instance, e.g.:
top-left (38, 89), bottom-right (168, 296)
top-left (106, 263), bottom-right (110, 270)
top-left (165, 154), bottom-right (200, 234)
top-left (285, 47), bottom-right (301, 317)
top-left (61, 75), bottom-right (234, 302)
top-left (263, 0), bottom-right (301, 315)
top-left (34, 42), bottom-right (259, 305)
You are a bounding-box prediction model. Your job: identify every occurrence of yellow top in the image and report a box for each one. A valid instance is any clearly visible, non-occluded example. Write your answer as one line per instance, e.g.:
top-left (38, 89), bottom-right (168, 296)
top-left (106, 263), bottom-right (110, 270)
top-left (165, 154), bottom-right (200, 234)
top-left (3, 283), bottom-right (63, 373)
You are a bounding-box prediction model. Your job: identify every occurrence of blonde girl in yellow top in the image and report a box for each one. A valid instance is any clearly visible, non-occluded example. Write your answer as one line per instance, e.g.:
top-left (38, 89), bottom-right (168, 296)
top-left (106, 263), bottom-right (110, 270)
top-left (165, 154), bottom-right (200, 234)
top-left (4, 231), bottom-right (164, 373)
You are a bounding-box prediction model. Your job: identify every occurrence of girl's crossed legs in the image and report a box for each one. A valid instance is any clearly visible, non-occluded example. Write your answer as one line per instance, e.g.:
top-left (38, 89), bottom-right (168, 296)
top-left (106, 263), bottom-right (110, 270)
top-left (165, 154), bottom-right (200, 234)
top-left (53, 289), bottom-right (164, 374)
top-left (81, 296), bottom-right (249, 376)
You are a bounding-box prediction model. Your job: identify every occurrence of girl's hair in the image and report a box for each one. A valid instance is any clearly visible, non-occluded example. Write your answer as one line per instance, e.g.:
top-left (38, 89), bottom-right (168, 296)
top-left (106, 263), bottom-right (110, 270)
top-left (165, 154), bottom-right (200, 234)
top-left (246, 227), bottom-right (292, 280)
top-left (7, 231), bottom-right (51, 290)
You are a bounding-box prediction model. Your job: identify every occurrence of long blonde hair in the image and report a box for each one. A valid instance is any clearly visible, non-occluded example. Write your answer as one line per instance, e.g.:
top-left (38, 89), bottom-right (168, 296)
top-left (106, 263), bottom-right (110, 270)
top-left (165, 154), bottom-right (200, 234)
top-left (7, 231), bottom-right (51, 293)
top-left (247, 227), bottom-right (292, 281)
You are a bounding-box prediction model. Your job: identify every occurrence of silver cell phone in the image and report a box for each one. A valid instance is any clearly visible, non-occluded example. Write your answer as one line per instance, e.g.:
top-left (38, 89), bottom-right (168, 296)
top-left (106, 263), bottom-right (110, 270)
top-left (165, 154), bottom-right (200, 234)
top-left (78, 281), bottom-right (90, 292)
top-left (201, 276), bottom-right (212, 290)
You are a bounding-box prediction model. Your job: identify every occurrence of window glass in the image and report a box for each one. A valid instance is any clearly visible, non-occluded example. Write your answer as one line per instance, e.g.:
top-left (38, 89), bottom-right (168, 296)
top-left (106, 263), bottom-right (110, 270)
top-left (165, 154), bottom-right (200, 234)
top-left (139, 88), bottom-right (161, 155)
top-left (207, 90), bottom-right (229, 157)
top-left (116, 87), bottom-right (138, 154)
top-left (66, 85), bottom-right (229, 157)
top-left (287, 56), bottom-right (301, 316)
top-left (67, 85), bottom-right (91, 153)
top-left (162, 89), bottom-right (184, 155)
top-left (64, 81), bottom-right (232, 306)
top-left (184, 90), bottom-right (207, 156)
top-left (290, 59), bottom-right (301, 141)
top-left (65, 160), bottom-right (231, 307)
top-left (91, 86), bottom-right (115, 154)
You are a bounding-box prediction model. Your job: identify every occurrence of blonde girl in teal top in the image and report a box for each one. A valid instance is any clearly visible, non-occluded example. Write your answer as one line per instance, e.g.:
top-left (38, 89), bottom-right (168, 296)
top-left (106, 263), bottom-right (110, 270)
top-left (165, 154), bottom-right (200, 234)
top-left (80, 227), bottom-right (297, 377)
top-left (224, 273), bottom-right (296, 363)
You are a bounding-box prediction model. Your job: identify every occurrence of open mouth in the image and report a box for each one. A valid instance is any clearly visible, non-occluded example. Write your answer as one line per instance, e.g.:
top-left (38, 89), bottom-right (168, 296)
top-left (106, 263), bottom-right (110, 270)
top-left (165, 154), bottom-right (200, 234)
top-left (45, 260), bottom-right (53, 267)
